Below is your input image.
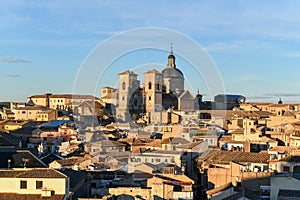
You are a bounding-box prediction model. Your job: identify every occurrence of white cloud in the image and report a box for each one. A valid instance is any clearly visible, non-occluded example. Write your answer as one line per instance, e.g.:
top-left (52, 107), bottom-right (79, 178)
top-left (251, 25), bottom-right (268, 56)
top-left (263, 93), bottom-right (300, 97)
top-left (0, 56), bottom-right (29, 63)
top-left (0, 73), bottom-right (20, 77)
top-left (228, 75), bottom-right (262, 82)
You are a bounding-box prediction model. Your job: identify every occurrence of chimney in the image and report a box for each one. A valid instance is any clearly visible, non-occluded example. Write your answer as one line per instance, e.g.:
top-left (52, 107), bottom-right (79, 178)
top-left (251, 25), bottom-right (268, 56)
top-left (22, 158), bottom-right (29, 169)
top-left (7, 159), bottom-right (11, 168)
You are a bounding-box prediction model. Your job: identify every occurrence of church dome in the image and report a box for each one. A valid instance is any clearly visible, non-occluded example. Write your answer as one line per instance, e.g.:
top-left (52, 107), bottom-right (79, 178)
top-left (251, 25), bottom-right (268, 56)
top-left (162, 67), bottom-right (184, 79)
top-left (163, 45), bottom-right (184, 79)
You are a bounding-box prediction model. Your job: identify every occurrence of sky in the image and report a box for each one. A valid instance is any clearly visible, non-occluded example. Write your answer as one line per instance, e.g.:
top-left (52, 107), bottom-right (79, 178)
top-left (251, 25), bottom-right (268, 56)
top-left (1, 0), bottom-right (300, 103)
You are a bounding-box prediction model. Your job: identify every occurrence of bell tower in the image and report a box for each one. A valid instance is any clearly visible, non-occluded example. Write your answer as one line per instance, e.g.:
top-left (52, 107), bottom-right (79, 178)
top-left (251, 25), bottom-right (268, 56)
top-left (116, 70), bottom-right (140, 122)
top-left (144, 69), bottom-right (163, 113)
top-left (167, 43), bottom-right (176, 69)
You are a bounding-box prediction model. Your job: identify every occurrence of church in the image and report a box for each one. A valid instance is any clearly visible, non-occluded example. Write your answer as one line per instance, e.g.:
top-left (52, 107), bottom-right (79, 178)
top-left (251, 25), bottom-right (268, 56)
top-left (101, 47), bottom-right (196, 123)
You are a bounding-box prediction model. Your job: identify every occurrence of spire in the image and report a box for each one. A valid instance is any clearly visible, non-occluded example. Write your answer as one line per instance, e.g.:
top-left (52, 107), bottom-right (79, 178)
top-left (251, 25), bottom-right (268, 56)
top-left (167, 43), bottom-right (176, 68)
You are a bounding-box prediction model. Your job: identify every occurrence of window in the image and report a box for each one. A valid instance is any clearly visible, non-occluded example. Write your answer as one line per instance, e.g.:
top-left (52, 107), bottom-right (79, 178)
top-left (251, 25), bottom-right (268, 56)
top-left (283, 166), bottom-right (290, 172)
top-left (20, 180), bottom-right (27, 189)
top-left (156, 83), bottom-right (160, 90)
top-left (148, 96), bottom-right (151, 101)
top-left (36, 181), bottom-right (43, 189)
top-left (148, 82), bottom-right (152, 89)
top-left (122, 96), bottom-right (125, 101)
top-left (22, 111), bottom-right (26, 114)
top-left (122, 82), bottom-right (126, 90)
top-left (91, 183), bottom-right (96, 188)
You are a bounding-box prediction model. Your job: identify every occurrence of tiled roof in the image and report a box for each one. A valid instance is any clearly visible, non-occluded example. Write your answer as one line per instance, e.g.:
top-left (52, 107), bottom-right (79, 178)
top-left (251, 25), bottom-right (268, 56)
top-left (252, 111), bottom-right (273, 117)
top-left (161, 137), bottom-right (190, 145)
top-left (230, 129), bottom-right (244, 134)
top-left (93, 162), bottom-right (110, 169)
top-left (146, 139), bottom-right (162, 147)
top-left (10, 127), bottom-right (37, 137)
top-left (55, 157), bottom-right (89, 166)
top-left (0, 136), bottom-right (14, 146)
top-left (0, 193), bottom-right (65, 200)
top-left (248, 102), bottom-right (272, 105)
top-left (0, 132), bottom-right (19, 147)
top-left (13, 106), bottom-right (53, 111)
top-left (269, 104), bottom-right (289, 107)
top-left (55, 158), bottom-right (77, 166)
top-left (208, 151), bottom-right (269, 164)
top-left (0, 168), bottom-right (67, 178)
top-left (268, 146), bottom-right (297, 153)
top-left (29, 94), bottom-right (50, 98)
top-left (118, 70), bottom-right (137, 76)
top-left (145, 69), bottom-right (162, 74)
top-left (17, 169), bottom-right (67, 178)
top-left (0, 150), bottom-right (46, 168)
top-left (188, 141), bottom-right (203, 149)
top-left (40, 154), bottom-right (64, 166)
top-left (88, 170), bottom-right (127, 179)
top-left (30, 93), bottom-right (99, 100)
top-left (102, 140), bottom-right (126, 147)
top-left (50, 94), bottom-right (98, 100)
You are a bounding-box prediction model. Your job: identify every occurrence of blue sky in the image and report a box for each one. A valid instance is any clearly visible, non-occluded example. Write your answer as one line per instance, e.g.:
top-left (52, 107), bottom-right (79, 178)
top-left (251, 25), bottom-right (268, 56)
top-left (1, 1), bottom-right (300, 103)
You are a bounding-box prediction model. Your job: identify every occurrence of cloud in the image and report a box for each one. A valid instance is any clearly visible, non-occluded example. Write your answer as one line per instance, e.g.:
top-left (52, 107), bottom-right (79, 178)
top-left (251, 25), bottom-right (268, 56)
top-left (247, 96), bottom-right (273, 100)
top-left (229, 75), bottom-right (262, 82)
top-left (0, 74), bottom-right (20, 77)
top-left (0, 56), bottom-right (29, 63)
top-left (263, 93), bottom-right (300, 97)
top-left (206, 40), bottom-right (272, 53)
top-left (281, 51), bottom-right (300, 58)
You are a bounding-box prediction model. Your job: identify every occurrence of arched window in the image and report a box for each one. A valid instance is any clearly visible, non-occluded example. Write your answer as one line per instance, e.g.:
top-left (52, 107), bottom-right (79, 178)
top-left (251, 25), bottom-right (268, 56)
top-left (148, 82), bottom-right (152, 90)
top-left (156, 83), bottom-right (160, 90)
top-left (122, 82), bottom-right (126, 90)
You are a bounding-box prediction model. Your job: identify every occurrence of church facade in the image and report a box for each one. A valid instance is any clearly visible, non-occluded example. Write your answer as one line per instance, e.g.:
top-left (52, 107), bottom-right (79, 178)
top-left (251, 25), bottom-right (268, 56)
top-left (101, 47), bottom-right (196, 123)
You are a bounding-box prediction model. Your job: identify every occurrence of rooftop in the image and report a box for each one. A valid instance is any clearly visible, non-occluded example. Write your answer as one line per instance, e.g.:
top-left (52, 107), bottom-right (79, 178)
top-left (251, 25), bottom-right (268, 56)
top-left (198, 149), bottom-right (269, 164)
top-left (0, 168), bottom-right (67, 178)
top-left (0, 193), bottom-right (65, 200)
top-left (0, 150), bottom-right (46, 168)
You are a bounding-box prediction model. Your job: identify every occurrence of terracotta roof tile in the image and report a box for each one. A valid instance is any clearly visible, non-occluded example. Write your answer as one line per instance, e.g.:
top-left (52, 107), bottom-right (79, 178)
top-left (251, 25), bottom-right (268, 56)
top-left (0, 168), bottom-right (67, 178)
